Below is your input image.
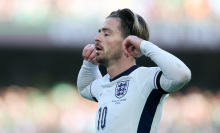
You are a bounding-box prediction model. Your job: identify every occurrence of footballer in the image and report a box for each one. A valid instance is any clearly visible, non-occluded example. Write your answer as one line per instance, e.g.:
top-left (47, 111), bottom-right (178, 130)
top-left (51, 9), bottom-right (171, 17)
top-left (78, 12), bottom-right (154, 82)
top-left (77, 8), bottom-right (191, 133)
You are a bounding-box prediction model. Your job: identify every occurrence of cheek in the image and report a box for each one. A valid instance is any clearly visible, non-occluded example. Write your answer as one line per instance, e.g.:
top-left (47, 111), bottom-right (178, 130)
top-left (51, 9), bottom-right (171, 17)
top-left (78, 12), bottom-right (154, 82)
top-left (114, 41), bottom-right (123, 51)
top-left (108, 42), bottom-right (123, 55)
top-left (104, 38), bottom-right (124, 54)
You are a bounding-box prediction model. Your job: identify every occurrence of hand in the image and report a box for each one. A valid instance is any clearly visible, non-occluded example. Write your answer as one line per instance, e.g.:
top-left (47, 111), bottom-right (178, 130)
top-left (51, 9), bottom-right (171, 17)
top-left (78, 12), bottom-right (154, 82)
top-left (122, 35), bottom-right (143, 58)
top-left (82, 44), bottom-right (99, 65)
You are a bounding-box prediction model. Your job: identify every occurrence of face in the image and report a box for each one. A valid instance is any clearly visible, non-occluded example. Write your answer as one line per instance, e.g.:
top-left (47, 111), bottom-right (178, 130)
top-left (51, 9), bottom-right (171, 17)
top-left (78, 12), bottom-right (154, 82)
top-left (94, 18), bottom-right (124, 67)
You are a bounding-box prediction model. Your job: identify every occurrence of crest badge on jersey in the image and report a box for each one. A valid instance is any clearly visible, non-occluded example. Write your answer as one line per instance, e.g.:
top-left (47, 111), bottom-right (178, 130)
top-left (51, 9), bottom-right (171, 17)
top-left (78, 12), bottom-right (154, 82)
top-left (115, 80), bottom-right (129, 99)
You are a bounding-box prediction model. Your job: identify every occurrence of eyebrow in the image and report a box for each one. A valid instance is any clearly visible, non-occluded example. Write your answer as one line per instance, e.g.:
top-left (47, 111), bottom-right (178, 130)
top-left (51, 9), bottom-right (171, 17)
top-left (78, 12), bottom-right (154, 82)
top-left (98, 28), bottom-right (113, 33)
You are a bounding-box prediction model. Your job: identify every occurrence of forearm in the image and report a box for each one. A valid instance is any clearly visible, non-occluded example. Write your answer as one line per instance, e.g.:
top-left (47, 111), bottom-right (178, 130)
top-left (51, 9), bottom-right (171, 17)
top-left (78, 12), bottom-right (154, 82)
top-left (77, 60), bottom-right (102, 93)
top-left (140, 41), bottom-right (191, 92)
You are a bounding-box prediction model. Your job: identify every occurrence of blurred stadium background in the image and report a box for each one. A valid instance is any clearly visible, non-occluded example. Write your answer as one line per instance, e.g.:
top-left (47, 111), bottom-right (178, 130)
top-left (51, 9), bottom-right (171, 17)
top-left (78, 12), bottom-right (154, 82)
top-left (0, 0), bottom-right (220, 132)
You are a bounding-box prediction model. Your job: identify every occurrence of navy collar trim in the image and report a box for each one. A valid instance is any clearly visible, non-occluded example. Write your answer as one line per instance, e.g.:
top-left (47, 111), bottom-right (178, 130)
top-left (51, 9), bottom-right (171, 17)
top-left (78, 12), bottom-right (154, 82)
top-left (110, 65), bottom-right (140, 82)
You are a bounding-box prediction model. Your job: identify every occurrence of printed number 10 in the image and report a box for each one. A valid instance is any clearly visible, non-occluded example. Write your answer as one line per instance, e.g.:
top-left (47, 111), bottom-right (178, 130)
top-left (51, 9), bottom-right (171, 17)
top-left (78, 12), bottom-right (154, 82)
top-left (97, 106), bottom-right (108, 130)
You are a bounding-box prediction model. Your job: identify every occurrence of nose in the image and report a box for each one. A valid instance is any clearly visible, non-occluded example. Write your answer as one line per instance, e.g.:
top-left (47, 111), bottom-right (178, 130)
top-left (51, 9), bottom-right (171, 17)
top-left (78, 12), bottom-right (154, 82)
top-left (94, 33), bottom-right (101, 42)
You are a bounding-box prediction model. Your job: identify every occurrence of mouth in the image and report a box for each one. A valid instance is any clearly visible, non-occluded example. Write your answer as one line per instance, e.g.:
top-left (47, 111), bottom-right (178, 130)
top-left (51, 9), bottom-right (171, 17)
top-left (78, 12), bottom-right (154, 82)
top-left (95, 45), bottom-right (103, 52)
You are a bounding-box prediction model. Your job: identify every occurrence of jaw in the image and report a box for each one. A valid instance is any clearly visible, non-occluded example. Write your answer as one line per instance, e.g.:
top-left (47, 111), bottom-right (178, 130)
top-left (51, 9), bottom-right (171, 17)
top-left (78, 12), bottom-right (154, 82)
top-left (95, 55), bottom-right (108, 67)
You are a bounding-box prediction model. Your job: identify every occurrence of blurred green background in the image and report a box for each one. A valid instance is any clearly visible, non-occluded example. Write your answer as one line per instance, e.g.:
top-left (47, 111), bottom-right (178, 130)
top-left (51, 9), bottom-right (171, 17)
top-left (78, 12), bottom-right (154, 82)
top-left (0, 0), bottom-right (220, 132)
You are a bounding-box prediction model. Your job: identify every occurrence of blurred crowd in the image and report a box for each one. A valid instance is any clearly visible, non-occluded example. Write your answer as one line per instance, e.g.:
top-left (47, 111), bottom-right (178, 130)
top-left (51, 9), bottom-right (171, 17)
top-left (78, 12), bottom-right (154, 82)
top-left (0, 83), bottom-right (219, 133)
top-left (0, 83), bottom-right (97, 133)
top-left (1, 0), bottom-right (220, 50)
top-left (1, 0), bottom-right (219, 24)
top-left (159, 87), bottom-right (220, 133)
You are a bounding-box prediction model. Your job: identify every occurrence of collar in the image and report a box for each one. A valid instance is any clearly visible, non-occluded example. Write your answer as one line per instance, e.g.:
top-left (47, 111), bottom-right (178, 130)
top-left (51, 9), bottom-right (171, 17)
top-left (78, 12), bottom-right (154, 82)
top-left (110, 65), bottom-right (139, 82)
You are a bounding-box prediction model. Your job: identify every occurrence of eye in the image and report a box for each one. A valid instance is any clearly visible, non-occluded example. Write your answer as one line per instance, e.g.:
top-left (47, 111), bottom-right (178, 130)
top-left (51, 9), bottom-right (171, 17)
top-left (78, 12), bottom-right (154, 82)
top-left (104, 34), bottom-right (109, 37)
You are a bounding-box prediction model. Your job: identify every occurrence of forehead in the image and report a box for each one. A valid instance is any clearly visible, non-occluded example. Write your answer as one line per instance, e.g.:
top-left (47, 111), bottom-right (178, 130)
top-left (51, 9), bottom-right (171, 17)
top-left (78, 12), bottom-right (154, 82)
top-left (100, 18), bottom-right (121, 32)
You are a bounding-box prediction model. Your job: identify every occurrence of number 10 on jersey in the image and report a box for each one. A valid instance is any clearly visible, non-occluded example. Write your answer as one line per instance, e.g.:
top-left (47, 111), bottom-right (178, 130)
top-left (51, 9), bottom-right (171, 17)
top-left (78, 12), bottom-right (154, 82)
top-left (97, 106), bottom-right (108, 130)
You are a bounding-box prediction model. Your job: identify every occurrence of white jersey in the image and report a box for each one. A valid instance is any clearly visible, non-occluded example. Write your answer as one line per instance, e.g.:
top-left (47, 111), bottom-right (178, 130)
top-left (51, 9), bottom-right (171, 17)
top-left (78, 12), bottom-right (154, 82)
top-left (77, 40), bottom-right (191, 133)
top-left (90, 66), bottom-right (168, 133)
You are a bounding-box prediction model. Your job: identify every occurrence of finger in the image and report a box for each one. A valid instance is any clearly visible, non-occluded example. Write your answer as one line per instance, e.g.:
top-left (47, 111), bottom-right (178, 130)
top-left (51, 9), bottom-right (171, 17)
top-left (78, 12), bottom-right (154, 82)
top-left (127, 46), bottom-right (135, 52)
top-left (131, 46), bottom-right (135, 51)
top-left (133, 49), bottom-right (143, 57)
top-left (82, 44), bottom-right (93, 59)
top-left (85, 45), bottom-right (95, 60)
top-left (123, 42), bottom-right (135, 57)
top-left (123, 42), bottom-right (138, 57)
top-left (128, 50), bottom-right (135, 57)
top-left (88, 48), bottom-right (97, 61)
top-left (83, 44), bottom-right (95, 60)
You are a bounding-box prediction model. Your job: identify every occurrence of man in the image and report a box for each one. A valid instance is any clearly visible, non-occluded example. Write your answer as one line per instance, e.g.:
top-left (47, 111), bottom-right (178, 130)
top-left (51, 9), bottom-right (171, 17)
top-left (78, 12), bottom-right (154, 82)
top-left (77, 8), bottom-right (191, 133)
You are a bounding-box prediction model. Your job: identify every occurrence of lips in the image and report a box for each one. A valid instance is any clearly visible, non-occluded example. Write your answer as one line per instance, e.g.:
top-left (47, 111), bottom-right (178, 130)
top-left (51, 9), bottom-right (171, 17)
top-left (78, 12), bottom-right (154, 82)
top-left (95, 45), bottom-right (103, 51)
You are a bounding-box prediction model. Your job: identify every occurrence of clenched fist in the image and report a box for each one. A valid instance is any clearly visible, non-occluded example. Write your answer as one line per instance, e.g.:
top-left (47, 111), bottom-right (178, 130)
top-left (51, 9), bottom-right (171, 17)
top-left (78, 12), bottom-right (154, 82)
top-left (122, 35), bottom-right (143, 58)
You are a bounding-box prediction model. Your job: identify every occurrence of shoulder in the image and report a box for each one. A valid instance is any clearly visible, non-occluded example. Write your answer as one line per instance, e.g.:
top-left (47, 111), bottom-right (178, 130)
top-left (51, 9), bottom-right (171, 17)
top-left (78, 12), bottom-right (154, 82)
top-left (134, 66), bottom-right (160, 76)
top-left (92, 78), bottom-right (102, 86)
top-left (92, 73), bottom-right (109, 85)
top-left (138, 66), bottom-right (160, 71)
top-left (131, 66), bottom-right (161, 87)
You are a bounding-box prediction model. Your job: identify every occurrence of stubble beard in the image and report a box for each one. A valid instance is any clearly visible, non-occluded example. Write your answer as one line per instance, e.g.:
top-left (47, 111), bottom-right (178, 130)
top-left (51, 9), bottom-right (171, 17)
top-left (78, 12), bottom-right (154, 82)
top-left (95, 53), bottom-right (106, 65)
top-left (95, 45), bottom-right (123, 67)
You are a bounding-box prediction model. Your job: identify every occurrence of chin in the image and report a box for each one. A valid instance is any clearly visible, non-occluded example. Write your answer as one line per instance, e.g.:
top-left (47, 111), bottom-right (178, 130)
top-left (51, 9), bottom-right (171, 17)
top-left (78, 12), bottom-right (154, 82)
top-left (96, 57), bottom-right (107, 66)
top-left (95, 57), bottom-right (102, 63)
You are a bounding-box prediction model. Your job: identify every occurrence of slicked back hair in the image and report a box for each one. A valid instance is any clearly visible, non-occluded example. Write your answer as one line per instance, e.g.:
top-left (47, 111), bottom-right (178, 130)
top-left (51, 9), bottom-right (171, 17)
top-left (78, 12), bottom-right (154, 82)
top-left (107, 8), bottom-right (149, 41)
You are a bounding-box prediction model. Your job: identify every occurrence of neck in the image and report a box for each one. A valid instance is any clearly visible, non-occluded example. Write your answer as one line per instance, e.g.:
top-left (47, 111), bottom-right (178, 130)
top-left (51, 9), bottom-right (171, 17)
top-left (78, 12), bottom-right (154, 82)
top-left (107, 56), bottom-right (136, 79)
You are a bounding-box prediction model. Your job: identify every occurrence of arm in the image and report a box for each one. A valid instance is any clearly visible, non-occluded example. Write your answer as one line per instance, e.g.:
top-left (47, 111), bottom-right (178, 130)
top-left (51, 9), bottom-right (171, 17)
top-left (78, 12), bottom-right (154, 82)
top-left (77, 60), bottom-right (102, 100)
top-left (77, 44), bottom-right (102, 100)
top-left (123, 36), bottom-right (191, 93)
top-left (140, 40), bottom-right (191, 92)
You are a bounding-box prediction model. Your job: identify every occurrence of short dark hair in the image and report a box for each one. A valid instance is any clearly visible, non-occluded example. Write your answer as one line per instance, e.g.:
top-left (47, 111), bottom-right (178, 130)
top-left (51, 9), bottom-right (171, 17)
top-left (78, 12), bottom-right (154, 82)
top-left (107, 8), bottom-right (149, 40)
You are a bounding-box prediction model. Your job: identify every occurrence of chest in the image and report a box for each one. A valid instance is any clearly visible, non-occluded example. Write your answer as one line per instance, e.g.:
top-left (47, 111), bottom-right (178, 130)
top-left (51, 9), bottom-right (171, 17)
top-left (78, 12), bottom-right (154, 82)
top-left (97, 79), bottom-right (145, 108)
top-left (95, 79), bottom-right (148, 132)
